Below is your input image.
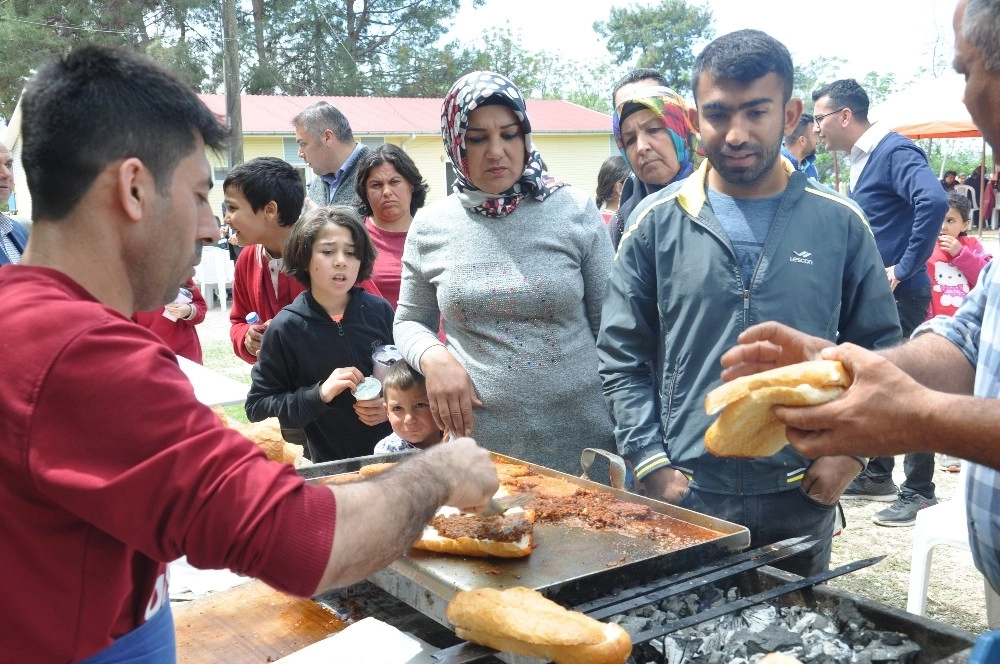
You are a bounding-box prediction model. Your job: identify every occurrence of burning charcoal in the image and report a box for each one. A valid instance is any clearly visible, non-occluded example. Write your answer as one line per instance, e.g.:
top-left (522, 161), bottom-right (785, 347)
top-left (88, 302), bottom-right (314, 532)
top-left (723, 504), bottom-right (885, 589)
top-left (740, 604), bottom-right (780, 631)
top-left (857, 638), bottom-right (921, 663)
top-left (727, 587), bottom-right (740, 602)
top-left (791, 611), bottom-right (831, 633)
top-left (611, 614), bottom-right (652, 636)
top-left (660, 595), bottom-right (685, 617)
top-left (833, 600), bottom-right (867, 632)
top-left (661, 635), bottom-right (704, 664)
top-left (737, 624), bottom-right (803, 655)
top-left (683, 593), bottom-right (701, 616)
top-left (635, 604), bottom-right (660, 619)
top-left (800, 633), bottom-right (853, 661)
top-left (701, 585), bottom-right (726, 609)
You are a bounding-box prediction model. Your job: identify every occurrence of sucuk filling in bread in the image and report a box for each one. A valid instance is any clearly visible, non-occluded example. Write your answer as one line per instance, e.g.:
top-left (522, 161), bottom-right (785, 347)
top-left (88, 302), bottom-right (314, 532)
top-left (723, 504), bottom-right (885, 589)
top-left (430, 512), bottom-right (534, 543)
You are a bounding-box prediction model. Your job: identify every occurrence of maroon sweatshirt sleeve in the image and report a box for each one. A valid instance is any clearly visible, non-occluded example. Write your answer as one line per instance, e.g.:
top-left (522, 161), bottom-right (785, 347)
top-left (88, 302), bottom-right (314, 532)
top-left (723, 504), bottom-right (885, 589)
top-left (31, 319), bottom-right (336, 596)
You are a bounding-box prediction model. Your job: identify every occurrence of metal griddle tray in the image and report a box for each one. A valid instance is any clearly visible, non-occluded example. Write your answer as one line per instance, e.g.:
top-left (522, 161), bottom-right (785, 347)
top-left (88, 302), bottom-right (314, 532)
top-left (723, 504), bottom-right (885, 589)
top-left (302, 452), bottom-right (750, 628)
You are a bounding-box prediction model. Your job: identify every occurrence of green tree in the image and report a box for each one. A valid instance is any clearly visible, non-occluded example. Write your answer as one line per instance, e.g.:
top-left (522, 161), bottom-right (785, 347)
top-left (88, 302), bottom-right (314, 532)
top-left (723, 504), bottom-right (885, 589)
top-left (242, 0), bottom-right (484, 97)
top-left (0, 0), bottom-right (215, 122)
top-left (793, 56), bottom-right (848, 111)
top-left (594, 0), bottom-right (714, 93)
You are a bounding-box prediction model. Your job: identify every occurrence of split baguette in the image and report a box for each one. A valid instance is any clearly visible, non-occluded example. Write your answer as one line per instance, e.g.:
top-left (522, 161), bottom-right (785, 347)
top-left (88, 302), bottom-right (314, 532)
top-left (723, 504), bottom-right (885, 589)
top-left (413, 507), bottom-right (535, 558)
top-left (233, 417), bottom-right (306, 466)
top-left (704, 360), bottom-right (850, 458)
top-left (446, 587), bottom-right (632, 664)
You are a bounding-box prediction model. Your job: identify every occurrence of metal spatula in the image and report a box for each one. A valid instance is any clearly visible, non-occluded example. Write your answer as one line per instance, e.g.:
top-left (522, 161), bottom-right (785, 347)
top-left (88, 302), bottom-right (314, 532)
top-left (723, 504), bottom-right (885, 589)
top-left (478, 491), bottom-right (536, 517)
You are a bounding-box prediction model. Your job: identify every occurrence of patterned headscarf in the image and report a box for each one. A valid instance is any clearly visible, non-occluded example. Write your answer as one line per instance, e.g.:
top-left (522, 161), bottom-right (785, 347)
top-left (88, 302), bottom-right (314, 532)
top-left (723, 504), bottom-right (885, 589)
top-left (442, 71), bottom-right (564, 218)
top-left (612, 86), bottom-right (698, 184)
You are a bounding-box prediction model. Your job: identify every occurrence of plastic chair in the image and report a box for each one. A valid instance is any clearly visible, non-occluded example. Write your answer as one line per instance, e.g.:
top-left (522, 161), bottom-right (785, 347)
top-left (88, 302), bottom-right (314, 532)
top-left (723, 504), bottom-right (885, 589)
top-left (907, 463), bottom-right (1000, 627)
top-left (955, 184), bottom-right (979, 223)
top-left (194, 245), bottom-right (234, 310)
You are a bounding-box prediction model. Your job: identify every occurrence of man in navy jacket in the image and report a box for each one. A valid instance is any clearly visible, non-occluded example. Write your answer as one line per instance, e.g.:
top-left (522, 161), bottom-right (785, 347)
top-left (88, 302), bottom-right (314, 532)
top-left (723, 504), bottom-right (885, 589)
top-left (812, 79), bottom-right (949, 527)
top-left (0, 141), bottom-right (28, 266)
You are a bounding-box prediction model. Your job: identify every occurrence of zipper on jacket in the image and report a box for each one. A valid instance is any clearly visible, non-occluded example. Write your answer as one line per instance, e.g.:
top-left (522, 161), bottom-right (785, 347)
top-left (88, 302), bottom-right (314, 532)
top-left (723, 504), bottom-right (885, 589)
top-left (335, 320), bottom-right (345, 337)
top-left (743, 289), bottom-right (751, 328)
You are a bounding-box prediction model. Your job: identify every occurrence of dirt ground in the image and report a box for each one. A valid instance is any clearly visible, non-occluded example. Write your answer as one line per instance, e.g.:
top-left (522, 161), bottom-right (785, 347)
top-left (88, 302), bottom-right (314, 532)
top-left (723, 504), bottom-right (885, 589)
top-left (197, 307), bottom-right (990, 637)
top-left (828, 461), bottom-right (988, 635)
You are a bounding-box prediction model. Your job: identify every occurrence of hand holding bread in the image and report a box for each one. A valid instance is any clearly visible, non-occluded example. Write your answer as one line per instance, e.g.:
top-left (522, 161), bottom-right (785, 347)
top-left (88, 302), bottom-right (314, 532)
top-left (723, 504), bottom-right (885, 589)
top-left (446, 587), bottom-right (631, 664)
top-left (705, 360), bottom-right (851, 458)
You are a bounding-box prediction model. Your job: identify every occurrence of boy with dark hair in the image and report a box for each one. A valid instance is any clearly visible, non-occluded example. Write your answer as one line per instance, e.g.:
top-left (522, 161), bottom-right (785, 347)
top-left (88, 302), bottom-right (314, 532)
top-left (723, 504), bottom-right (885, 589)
top-left (224, 156), bottom-right (307, 363)
top-left (224, 156), bottom-right (381, 363)
top-left (598, 29), bottom-right (900, 576)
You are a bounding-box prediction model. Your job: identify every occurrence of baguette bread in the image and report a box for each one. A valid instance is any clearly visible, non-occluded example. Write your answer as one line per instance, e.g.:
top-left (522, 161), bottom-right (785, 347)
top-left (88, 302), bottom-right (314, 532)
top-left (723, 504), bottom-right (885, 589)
top-left (413, 506), bottom-right (535, 558)
top-left (233, 418), bottom-right (306, 466)
top-left (446, 587), bottom-right (632, 664)
top-left (358, 462), bottom-right (396, 478)
top-left (704, 360), bottom-right (850, 458)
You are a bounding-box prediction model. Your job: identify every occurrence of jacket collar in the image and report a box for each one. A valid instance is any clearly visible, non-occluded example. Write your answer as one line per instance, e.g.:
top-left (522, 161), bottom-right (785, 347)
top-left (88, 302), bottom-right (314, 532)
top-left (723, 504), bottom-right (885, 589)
top-left (677, 157), bottom-right (796, 218)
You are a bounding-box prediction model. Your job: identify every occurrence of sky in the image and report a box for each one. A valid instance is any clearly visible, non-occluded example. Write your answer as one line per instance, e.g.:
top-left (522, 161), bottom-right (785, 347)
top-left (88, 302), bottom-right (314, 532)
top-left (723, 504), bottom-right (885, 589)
top-left (446, 0), bottom-right (960, 86)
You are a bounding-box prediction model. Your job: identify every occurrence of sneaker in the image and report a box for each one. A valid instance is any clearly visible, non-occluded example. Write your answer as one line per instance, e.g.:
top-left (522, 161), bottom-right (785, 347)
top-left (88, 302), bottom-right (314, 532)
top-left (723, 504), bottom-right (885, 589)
top-left (872, 493), bottom-right (938, 527)
top-left (841, 475), bottom-right (899, 502)
top-left (939, 455), bottom-right (962, 473)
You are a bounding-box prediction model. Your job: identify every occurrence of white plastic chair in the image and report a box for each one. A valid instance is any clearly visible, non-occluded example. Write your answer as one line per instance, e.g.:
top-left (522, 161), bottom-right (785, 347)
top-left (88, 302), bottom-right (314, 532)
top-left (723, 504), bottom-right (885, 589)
top-left (907, 463), bottom-right (1000, 627)
top-left (194, 245), bottom-right (234, 310)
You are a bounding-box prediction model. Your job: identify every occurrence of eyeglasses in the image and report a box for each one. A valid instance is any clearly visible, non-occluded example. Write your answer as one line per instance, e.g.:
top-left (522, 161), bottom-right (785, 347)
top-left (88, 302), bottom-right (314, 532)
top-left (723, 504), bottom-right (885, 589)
top-left (813, 108), bottom-right (847, 125)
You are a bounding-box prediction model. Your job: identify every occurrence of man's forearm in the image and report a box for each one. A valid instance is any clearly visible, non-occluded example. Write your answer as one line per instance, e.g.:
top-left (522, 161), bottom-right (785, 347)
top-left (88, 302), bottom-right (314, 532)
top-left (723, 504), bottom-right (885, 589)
top-left (880, 333), bottom-right (975, 395)
top-left (316, 456), bottom-right (449, 591)
top-left (915, 392), bottom-right (1000, 470)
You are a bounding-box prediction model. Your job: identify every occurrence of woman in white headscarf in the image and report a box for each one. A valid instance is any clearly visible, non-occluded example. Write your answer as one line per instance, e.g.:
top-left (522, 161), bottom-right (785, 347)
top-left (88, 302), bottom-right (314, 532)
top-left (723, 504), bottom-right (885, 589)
top-left (393, 71), bottom-right (615, 475)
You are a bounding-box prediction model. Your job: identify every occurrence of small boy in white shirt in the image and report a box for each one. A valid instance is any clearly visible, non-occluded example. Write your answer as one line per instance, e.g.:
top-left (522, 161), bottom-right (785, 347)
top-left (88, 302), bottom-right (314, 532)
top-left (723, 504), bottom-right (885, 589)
top-left (374, 361), bottom-right (447, 453)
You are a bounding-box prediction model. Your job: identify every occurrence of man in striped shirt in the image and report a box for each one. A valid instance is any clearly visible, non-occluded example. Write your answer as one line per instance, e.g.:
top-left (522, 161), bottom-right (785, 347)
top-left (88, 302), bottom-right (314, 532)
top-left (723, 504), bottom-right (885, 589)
top-left (719, 0), bottom-right (1000, 595)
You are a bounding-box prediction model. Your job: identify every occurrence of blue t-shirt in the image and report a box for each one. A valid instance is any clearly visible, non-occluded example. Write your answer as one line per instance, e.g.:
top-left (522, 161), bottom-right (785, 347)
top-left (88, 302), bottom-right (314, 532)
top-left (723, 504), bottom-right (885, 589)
top-left (707, 188), bottom-right (783, 288)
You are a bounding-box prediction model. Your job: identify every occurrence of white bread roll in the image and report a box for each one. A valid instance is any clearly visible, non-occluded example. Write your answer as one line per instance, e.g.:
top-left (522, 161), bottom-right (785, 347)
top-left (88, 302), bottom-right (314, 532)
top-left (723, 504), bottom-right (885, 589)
top-left (704, 360), bottom-right (850, 457)
top-left (446, 587), bottom-right (632, 664)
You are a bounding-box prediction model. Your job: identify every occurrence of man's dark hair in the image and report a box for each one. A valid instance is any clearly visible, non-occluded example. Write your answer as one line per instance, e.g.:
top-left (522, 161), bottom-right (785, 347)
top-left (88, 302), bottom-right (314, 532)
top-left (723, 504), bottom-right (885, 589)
top-left (785, 114), bottom-right (814, 144)
top-left (20, 45), bottom-right (228, 221)
top-left (355, 144), bottom-right (429, 217)
top-left (945, 170), bottom-right (958, 178)
top-left (283, 206), bottom-right (376, 288)
top-left (223, 157), bottom-right (305, 227)
top-left (811, 79), bottom-right (870, 122)
top-left (691, 29), bottom-right (794, 103)
top-left (611, 68), bottom-right (669, 107)
top-left (292, 101), bottom-right (354, 143)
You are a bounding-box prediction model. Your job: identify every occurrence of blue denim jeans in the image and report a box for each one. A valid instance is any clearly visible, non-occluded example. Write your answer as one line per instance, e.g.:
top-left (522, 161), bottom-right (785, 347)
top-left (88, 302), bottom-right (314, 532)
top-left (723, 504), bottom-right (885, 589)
top-left (863, 286), bottom-right (936, 499)
top-left (679, 488), bottom-right (835, 577)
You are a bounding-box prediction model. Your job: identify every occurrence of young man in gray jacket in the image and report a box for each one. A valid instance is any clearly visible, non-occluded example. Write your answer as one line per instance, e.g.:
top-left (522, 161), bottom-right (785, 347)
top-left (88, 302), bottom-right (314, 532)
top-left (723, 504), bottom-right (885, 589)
top-left (597, 29), bottom-right (901, 577)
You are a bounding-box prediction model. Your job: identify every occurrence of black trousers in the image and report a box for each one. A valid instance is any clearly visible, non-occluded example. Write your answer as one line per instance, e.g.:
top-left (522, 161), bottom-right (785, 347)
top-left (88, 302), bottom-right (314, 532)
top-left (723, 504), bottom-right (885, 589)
top-left (861, 287), bottom-right (936, 499)
top-left (680, 487), bottom-right (835, 577)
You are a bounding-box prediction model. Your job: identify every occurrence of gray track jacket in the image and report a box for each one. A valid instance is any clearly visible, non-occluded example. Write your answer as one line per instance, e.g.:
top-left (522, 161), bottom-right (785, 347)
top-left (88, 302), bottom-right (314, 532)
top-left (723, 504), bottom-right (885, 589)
top-left (597, 161), bottom-right (902, 495)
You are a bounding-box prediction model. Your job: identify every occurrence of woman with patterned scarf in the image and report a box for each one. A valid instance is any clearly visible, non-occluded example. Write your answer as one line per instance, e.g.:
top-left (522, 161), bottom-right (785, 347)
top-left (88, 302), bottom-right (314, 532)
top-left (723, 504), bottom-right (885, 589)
top-left (609, 86), bottom-right (699, 249)
top-left (393, 71), bottom-right (615, 476)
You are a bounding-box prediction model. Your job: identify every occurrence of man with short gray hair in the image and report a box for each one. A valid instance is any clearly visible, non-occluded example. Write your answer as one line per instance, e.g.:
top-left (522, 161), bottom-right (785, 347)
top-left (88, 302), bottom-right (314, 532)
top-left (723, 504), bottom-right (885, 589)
top-left (292, 101), bottom-right (368, 208)
top-left (0, 140), bottom-right (28, 265)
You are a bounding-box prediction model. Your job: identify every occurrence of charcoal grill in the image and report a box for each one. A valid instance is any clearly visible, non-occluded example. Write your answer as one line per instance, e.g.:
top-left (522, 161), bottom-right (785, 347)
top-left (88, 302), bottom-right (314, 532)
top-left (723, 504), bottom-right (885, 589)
top-left (303, 453), bottom-right (976, 663)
